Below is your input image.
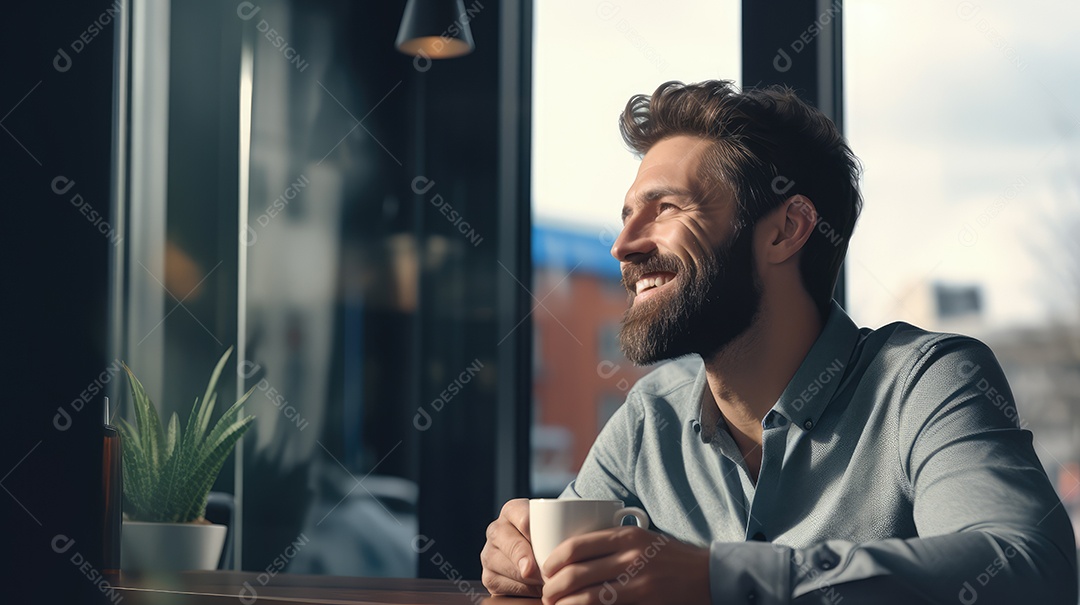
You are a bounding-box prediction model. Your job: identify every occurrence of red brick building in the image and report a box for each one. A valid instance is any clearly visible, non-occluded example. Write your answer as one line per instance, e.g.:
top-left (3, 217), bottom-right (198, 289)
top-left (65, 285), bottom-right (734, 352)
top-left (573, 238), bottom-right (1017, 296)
top-left (531, 223), bottom-right (651, 495)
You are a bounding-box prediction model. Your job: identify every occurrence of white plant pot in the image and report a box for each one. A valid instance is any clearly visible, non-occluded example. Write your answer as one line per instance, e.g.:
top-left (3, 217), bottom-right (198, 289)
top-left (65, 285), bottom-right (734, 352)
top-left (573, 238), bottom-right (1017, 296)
top-left (121, 521), bottom-right (227, 571)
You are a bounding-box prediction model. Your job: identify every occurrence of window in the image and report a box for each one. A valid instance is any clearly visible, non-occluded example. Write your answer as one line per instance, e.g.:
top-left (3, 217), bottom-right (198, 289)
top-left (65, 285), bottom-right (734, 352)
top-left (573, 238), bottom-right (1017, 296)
top-left (531, 0), bottom-right (741, 496)
top-left (846, 0), bottom-right (1080, 536)
top-left (112, 0), bottom-right (528, 580)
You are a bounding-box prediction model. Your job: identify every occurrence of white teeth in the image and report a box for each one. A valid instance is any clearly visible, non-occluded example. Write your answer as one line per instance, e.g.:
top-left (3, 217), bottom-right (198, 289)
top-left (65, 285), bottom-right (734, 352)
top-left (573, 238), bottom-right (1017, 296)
top-left (635, 275), bottom-right (672, 294)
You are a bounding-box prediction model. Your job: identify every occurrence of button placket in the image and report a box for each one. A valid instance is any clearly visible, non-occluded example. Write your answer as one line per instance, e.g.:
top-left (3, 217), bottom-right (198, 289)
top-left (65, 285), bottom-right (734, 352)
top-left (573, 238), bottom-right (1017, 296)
top-left (743, 416), bottom-right (789, 543)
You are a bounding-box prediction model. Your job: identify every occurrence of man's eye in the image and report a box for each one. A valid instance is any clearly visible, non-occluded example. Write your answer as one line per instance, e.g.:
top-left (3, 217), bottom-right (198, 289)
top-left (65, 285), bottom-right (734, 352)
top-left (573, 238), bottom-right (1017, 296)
top-left (658, 203), bottom-right (679, 213)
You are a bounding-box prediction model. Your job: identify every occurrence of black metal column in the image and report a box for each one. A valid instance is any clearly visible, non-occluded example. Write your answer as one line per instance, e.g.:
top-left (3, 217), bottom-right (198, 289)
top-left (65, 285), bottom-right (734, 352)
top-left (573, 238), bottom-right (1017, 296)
top-left (2, 1), bottom-right (120, 600)
top-left (742, 0), bottom-right (847, 306)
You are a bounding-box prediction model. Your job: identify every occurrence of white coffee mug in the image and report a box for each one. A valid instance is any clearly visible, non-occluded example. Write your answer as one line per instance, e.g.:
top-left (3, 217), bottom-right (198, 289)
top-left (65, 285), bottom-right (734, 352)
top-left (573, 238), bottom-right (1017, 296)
top-left (529, 499), bottom-right (650, 569)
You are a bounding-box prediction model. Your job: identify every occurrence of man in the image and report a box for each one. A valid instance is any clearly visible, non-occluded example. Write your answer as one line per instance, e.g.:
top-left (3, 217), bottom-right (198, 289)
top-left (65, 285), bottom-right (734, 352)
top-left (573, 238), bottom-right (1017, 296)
top-left (480, 80), bottom-right (1078, 604)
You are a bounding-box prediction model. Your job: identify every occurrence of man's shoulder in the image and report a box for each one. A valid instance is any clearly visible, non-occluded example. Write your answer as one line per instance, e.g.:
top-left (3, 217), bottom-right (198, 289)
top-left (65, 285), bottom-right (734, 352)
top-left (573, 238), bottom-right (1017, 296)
top-left (859, 320), bottom-right (1004, 421)
top-left (863, 318), bottom-right (993, 371)
top-left (606, 357), bottom-right (703, 435)
top-left (628, 356), bottom-right (704, 408)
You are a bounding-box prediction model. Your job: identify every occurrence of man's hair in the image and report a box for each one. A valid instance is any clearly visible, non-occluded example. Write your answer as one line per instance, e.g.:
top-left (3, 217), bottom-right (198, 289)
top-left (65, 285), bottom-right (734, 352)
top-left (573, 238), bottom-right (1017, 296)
top-left (619, 80), bottom-right (862, 318)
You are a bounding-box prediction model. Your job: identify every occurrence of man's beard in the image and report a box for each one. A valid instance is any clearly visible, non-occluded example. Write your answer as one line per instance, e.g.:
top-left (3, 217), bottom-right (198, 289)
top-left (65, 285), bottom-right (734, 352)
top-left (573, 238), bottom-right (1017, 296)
top-left (618, 229), bottom-right (761, 365)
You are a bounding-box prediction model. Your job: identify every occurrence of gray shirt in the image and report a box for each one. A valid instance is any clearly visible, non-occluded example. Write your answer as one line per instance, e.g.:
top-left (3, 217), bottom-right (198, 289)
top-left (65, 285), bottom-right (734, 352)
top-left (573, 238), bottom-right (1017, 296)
top-left (562, 302), bottom-right (1077, 604)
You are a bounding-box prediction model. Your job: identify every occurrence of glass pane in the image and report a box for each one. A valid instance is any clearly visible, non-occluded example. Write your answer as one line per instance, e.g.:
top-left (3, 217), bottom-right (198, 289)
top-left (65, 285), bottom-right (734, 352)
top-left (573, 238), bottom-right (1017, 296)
top-left (531, 0), bottom-right (741, 495)
top-left (240, 1), bottom-right (420, 577)
top-left (845, 0), bottom-right (1080, 536)
top-left (117, 0), bottom-right (515, 580)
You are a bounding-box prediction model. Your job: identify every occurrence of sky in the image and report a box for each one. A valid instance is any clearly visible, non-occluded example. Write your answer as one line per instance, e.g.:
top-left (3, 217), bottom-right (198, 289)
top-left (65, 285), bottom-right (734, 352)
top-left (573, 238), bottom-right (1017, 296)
top-left (532, 0), bottom-right (1080, 332)
top-left (531, 0), bottom-right (741, 228)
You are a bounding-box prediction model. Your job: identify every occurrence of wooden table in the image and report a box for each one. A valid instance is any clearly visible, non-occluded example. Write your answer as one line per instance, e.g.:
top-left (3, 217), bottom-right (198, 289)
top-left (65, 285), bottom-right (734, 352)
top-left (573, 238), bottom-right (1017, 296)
top-left (116, 571), bottom-right (538, 604)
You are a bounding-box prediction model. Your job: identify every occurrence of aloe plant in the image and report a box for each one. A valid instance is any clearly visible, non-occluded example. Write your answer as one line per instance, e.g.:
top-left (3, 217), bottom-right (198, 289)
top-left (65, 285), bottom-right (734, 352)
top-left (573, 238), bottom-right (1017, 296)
top-left (117, 347), bottom-right (255, 523)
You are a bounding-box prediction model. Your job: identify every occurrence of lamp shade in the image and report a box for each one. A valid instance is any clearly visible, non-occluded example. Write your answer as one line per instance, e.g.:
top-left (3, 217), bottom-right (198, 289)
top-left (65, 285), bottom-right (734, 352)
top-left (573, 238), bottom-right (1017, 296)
top-left (395, 0), bottom-right (475, 59)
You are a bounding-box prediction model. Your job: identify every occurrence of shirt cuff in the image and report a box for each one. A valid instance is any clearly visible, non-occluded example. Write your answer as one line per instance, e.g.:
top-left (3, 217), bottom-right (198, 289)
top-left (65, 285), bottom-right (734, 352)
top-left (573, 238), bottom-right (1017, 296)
top-left (709, 541), bottom-right (792, 605)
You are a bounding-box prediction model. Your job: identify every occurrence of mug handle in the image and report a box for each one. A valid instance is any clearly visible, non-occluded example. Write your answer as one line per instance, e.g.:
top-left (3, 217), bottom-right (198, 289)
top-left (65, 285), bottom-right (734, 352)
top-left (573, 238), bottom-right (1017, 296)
top-left (613, 506), bottom-right (650, 530)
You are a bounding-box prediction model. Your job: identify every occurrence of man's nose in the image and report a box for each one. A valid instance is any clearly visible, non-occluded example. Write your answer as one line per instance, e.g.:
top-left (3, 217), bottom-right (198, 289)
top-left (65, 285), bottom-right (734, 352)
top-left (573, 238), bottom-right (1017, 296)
top-left (610, 216), bottom-right (657, 262)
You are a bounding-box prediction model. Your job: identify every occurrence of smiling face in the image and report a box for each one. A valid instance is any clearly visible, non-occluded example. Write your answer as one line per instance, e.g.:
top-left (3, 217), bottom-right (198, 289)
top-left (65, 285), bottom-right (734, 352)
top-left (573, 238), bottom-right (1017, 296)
top-left (612, 135), bottom-right (762, 365)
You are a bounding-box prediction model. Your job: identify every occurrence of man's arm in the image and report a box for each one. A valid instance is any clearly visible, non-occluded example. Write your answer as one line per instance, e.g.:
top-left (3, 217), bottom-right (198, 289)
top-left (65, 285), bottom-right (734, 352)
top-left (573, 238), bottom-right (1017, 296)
top-left (559, 392), bottom-right (645, 503)
top-left (567, 339), bottom-right (1077, 605)
top-left (704, 337), bottom-right (1077, 604)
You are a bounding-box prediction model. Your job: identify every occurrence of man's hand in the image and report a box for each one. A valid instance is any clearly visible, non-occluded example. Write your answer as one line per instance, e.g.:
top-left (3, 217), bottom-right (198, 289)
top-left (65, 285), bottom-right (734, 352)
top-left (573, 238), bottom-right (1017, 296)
top-left (481, 498), bottom-right (544, 597)
top-left (540, 526), bottom-right (710, 605)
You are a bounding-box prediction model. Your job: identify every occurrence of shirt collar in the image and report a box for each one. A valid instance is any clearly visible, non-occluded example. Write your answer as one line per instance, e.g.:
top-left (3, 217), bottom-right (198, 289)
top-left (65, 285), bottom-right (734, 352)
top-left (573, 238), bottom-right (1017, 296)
top-left (691, 300), bottom-right (861, 440)
top-left (772, 300), bottom-right (861, 431)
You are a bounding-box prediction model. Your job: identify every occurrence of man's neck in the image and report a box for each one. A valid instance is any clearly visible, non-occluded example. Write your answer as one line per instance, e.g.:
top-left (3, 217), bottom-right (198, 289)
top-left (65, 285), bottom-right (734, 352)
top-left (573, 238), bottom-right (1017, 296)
top-left (702, 295), bottom-right (824, 468)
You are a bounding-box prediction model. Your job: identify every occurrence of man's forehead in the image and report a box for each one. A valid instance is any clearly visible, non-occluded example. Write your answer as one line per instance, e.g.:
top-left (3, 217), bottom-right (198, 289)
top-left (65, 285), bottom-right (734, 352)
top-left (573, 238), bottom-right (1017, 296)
top-left (626, 136), bottom-right (711, 202)
top-left (638, 135), bottom-right (710, 172)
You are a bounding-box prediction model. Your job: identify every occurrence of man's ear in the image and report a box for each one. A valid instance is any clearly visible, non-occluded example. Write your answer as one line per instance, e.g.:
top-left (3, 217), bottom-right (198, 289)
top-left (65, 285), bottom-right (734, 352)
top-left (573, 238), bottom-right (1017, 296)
top-left (762, 195), bottom-right (817, 265)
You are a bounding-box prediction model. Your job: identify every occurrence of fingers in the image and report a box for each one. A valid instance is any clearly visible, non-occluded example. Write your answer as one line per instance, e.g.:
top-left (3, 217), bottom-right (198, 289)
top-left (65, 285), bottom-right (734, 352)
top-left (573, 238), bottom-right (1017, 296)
top-left (539, 529), bottom-right (636, 603)
top-left (481, 499), bottom-right (543, 596)
top-left (542, 526), bottom-right (635, 577)
top-left (501, 497), bottom-right (531, 537)
top-left (495, 499), bottom-right (541, 581)
top-left (541, 581), bottom-right (616, 605)
top-left (543, 531), bottom-right (710, 605)
top-left (482, 571), bottom-right (543, 598)
top-left (481, 541), bottom-right (544, 597)
top-left (485, 518), bottom-right (542, 582)
top-left (481, 523), bottom-right (540, 581)
top-left (504, 532), bottom-right (541, 583)
top-left (541, 552), bottom-right (627, 605)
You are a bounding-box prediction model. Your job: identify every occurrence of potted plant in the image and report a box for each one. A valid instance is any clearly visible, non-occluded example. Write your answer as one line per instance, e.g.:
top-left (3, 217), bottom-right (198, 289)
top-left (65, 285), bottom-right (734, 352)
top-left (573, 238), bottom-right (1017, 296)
top-left (118, 347), bottom-right (255, 571)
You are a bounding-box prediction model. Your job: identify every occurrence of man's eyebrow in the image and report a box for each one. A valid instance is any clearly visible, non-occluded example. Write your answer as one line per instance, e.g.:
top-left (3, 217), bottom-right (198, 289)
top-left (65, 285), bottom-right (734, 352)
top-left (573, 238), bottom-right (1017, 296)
top-left (639, 186), bottom-right (693, 201)
top-left (622, 186), bottom-right (694, 222)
